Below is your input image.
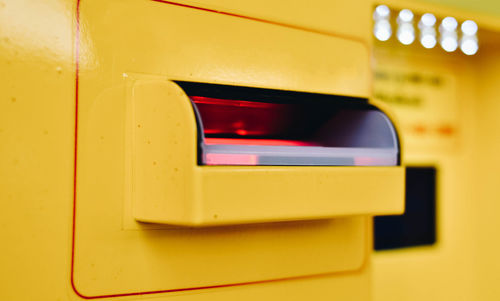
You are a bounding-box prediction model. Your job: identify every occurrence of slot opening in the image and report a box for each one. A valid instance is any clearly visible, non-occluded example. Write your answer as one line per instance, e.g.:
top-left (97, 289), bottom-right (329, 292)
top-left (176, 81), bottom-right (400, 166)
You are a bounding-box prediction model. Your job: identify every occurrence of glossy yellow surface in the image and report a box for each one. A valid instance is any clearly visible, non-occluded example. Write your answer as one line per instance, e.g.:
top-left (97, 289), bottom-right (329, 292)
top-left (10, 0), bottom-right (500, 299)
top-left (0, 0), bottom-right (404, 300)
top-left (8, 0), bottom-right (500, 299)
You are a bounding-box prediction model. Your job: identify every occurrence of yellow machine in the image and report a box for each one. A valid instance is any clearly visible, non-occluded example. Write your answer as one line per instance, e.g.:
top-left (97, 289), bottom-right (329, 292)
top-left (0, 0), bottom-right (499, 300)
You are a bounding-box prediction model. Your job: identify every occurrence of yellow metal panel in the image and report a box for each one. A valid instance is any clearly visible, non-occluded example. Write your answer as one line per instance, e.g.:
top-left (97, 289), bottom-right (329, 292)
top-left (372, 43), bottom-right (480, 301)
top-left (170, 0), bottom-right (372, 42)
top-left (75, 73), bottom-right (370, 297)
top-left (471, 43), bottom-right (500, 301)
top-left (74, 215), bottom-right (368, 296)
top-left (131, 80), bottom-right (199, 224)
top-left (199, 166), bottom-right (404, 224)
top-left (80, 0), bottom-right (371, 98)
top-left (0, 0), bottom-right (75, 300)
top-left (72, 0), bottom-right (397, 298)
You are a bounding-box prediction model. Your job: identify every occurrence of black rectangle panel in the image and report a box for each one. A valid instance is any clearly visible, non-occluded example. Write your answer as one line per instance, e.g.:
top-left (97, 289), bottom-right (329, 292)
top-left (374, 166), bottom-right (437, 250)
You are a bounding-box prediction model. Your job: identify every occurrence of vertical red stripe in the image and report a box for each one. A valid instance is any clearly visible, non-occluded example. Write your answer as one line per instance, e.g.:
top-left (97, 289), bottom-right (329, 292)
top-left (70, 0), bottom-right (80, 297)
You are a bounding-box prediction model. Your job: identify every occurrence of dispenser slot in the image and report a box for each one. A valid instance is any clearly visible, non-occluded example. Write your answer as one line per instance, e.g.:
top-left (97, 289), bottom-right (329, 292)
top-left (177, 81), bottom-right (400, 166)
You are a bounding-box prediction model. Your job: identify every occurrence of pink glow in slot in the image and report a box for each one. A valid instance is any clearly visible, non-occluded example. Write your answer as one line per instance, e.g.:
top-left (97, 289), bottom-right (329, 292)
top-left (354, 157), bottom-right (396, 166)
top-left (205, 153), bottom-right (258, 165)
top-left (191, 96), bottom-right (291, 136)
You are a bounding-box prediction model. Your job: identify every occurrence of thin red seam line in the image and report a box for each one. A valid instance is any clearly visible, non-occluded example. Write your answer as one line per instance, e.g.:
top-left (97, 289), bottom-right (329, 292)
top-left (150, 0), bottom-right (367, 45)
top-left (70, 0), bottom-right (361, 299)
top-left (74, 270), bottom-right (362, 299)
top-left (70, 0), bottom-right (80, 297)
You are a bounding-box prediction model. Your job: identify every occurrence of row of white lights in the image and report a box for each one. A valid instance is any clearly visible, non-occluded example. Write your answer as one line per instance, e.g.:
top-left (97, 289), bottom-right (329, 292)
top-left (374, 5), bottom-right (478, 55)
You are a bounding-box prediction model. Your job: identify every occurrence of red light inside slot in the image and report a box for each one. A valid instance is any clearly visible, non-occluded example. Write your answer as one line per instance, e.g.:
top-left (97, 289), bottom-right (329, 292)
top-left (191, 96), bottom-right (295, 137)
top-left (191, 96), bottom-right (275, 108)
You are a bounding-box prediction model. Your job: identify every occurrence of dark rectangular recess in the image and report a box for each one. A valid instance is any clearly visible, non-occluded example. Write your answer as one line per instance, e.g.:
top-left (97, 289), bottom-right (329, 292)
top-left (374, 166), bottom-right (437, 250)
top-left (176, 81), bottom-right (373, 141)
top-left (175, 81), bottom-right (401, 166)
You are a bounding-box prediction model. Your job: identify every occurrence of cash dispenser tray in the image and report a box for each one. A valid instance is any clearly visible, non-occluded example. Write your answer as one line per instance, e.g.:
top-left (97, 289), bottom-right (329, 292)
top-left (132, 80), bottom-right (404, 226)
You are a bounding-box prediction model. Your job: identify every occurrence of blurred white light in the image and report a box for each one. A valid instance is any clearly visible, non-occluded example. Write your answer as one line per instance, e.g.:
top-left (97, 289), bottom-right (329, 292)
top-left (398, 27), bottom-right (415, 45)
top-left (398, 9), bottom-right (414, 23)
top-left (460, 38), bottom-right (478, 55)
top-left (461, 20), bottom-right (478, 35)
top-left (374, 5), bottom-right (390, 19)
top-left (374, 20), bottom-right (392, 41)
top-left (373, 5), bottom-right (392, 42)
top-left (396, 9), bottom-right (414, 45)
top-left (441, 17), bottom-right (458, 31)
top-left (421, 34), bottom-right (437, 48)
top-left (420, 13), bottom-right (436, 27)
top-left (441, 36), bottom-right (458, 52)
